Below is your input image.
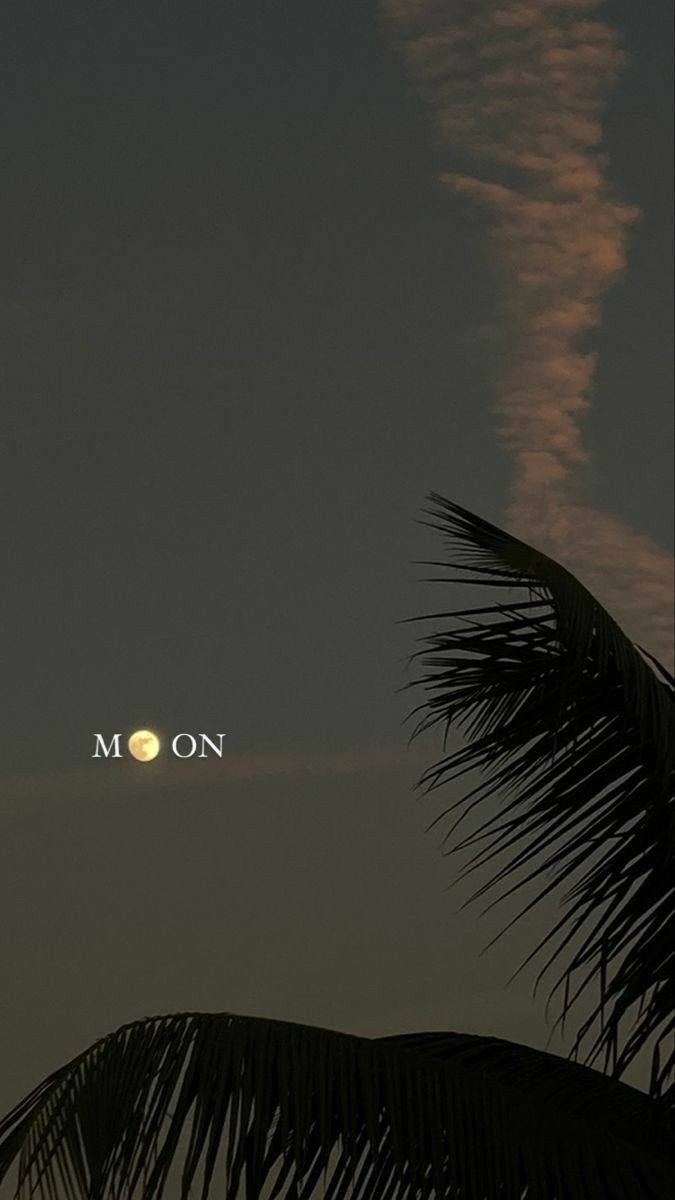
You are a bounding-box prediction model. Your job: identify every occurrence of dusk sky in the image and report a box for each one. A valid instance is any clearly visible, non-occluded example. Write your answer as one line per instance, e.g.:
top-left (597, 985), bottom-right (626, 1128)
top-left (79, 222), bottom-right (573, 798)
top-left (1, 0), bottom-right (673, 1136)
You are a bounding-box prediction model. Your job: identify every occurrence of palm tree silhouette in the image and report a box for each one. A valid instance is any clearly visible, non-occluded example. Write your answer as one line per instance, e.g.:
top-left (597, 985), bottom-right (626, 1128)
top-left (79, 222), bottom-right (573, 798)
top-left (1, 496), bottom-right (673, 1198)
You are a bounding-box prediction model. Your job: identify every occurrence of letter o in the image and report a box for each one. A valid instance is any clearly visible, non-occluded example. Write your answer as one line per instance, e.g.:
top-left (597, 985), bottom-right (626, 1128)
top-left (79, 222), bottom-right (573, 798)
top-left (172, 733), bottom-right (197, 758)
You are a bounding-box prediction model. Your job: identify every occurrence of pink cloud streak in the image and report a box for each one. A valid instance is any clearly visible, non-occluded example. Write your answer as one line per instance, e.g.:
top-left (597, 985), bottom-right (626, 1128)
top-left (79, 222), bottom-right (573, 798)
top-left (382, 0), bottom-right (674, 666)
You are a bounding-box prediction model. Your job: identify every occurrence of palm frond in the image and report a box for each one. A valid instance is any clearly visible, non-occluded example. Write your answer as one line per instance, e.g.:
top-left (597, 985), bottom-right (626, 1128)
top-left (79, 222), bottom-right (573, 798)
top-left (0, 1012), bottom-right (672, 1198)
top-left (407, 494), bottom-right (675, 1094)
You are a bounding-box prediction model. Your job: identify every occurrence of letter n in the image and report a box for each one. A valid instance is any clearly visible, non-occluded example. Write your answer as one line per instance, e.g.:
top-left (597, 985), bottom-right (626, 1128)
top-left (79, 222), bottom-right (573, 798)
top-left (198, 733), bottom-right (226, 758)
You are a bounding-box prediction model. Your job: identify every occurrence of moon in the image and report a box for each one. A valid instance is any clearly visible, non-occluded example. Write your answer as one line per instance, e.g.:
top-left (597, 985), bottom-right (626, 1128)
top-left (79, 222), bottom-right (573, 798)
top-left (128, 729), bottom-right (160, 762)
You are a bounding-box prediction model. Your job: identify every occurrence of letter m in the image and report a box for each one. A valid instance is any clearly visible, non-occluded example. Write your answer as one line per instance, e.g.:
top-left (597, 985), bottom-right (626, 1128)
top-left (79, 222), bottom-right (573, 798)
top-left (92, 734), bottom-right (122, 758)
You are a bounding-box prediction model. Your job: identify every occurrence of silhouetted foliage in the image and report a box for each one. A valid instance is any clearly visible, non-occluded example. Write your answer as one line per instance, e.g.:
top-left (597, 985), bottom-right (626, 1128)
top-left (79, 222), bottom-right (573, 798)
top-left (0, 1013), bottom-right (672, 1198)
top-left (1, 496), bottom-right (673, 1197)
top-left (405, 496), bottom-right (675, 1099)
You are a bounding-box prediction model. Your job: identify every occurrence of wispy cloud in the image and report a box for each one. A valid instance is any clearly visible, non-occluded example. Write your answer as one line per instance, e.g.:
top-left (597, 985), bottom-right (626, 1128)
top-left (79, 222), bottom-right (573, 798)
top-left (0, 745), bottom-right (427, 813)
top-left (382, 0), bottom-right (674, 666)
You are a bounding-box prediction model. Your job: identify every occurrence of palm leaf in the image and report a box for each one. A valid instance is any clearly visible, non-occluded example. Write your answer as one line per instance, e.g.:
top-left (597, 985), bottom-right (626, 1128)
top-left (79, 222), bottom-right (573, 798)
top-left (406, 494), bottom-right (675, 1095)
top-left (0, 1011), bottom-right (672, 1198)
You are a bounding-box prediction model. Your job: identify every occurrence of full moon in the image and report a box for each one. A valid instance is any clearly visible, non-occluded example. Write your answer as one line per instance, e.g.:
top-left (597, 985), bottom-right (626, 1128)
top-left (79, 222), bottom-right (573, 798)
top-left (128, 729), bottom-right (160, 762)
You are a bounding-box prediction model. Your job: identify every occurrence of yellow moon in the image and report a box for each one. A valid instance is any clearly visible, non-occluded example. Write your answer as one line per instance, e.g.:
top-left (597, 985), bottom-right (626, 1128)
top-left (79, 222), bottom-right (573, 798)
top-left (128, 729), bottom-right (160, 762)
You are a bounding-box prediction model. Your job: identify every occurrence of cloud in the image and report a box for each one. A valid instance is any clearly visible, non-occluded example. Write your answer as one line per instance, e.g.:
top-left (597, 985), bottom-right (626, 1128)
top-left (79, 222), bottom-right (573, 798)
top-left (382, 0), bottom-right (674, 666)
top-left (0, 744), bottom-right (428, 814)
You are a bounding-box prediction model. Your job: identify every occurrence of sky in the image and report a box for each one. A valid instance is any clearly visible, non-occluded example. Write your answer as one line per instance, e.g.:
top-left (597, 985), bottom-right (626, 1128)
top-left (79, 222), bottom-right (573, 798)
top-left (1, 0), bottom-right (673, 1158)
